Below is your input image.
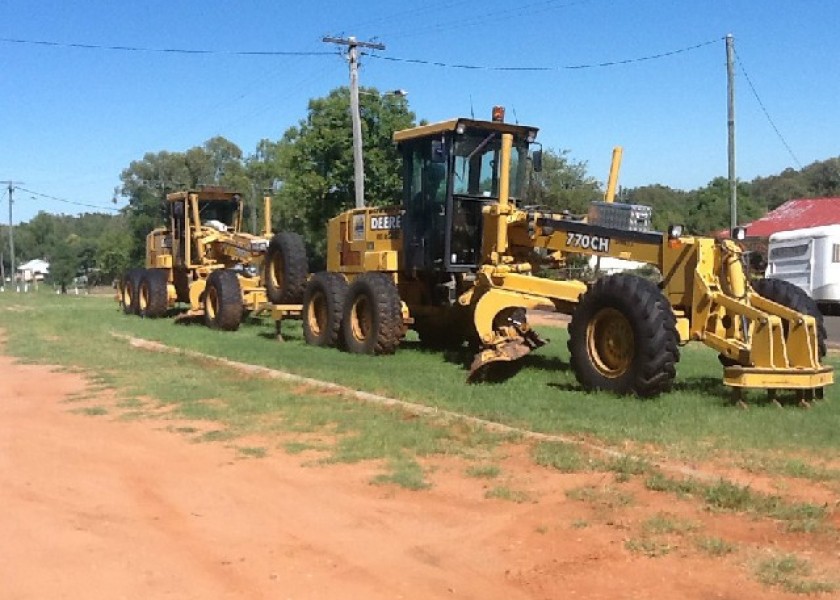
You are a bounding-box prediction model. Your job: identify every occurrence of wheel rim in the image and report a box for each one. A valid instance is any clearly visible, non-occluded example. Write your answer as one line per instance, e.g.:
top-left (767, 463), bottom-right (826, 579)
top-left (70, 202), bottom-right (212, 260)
top-left (586, 307), bottom-right (634, 378)
top-left (270, 254), bottom-right (284, 289)
top-left (122, 284), bottom-right (133, 307)
top-left (306, 290), bottom-right (327, 337)
top-left (206, 286), bottom-right (219, 321)
top-left (138, 284), bottom-right (148, 312)
top-left (349, 295), bottom-right (372, 343)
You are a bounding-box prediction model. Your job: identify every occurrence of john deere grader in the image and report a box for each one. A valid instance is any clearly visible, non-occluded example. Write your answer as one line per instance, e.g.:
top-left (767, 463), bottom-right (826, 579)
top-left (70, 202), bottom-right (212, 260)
top-left (300, 110), bottom-right (832, 398)
top-left (119, 187), bottom-right (308, 330)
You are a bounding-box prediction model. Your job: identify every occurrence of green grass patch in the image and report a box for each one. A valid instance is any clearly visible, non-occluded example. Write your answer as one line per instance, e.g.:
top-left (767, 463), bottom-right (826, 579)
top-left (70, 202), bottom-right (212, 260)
top-left (465, 464), bottom-right (501, 479)
top-left (2, 291), bottom-right (840, 496)
top-left (642, 512), bottom-right (700, 535)
top-left (73, 405), bottom-right (108, 416)
top-left (566, 484), bottom-right (635, 509)
top-left (753, 552), bottom-right (837, 594)
top-left (485, 485), bottom-right (531, 503)
top-left (371, 457), bottom-right (430, 490)
top-left (625, 537), bottom-right (673, 557)
top-left (235, 446), bottom-right (267, 459)
top-left (645, 472), bottom-right (830, 532)
top-left (694, 536), bottom-right (736, 557)
top-left (532, 441), bottom-right (589, 473)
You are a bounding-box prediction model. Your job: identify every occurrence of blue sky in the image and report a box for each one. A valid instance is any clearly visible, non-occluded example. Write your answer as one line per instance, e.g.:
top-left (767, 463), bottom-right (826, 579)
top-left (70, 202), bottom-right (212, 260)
top-left (1, 0), bottom-right (838, 223)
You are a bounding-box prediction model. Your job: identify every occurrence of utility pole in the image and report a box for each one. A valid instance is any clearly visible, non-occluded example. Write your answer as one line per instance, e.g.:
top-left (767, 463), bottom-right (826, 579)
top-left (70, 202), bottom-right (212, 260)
top-left (726, 34), bottom-right (737, 232)
top-left (0, 181), bottom-right (22, 284)
top-left (323, 36), bottom-right (386, 209)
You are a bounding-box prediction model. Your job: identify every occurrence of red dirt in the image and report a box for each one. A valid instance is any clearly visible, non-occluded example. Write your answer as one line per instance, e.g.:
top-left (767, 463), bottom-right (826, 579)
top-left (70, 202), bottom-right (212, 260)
top-left (1, 353), bottom-right (837, 599)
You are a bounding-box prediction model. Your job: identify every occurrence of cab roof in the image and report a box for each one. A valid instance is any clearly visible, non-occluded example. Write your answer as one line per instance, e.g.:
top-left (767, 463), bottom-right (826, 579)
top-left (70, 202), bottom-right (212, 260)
top-left (393, 118), bottom-right (538, 143)
top-left (165, 187), bottom-right (242, 203)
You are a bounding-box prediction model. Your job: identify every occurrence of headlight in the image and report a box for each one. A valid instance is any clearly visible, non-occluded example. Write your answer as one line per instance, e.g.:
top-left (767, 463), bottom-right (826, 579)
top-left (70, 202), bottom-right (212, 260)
top-left (667, 224), bottom-right (684, 239)
top-left (250, 239), bottom-right (269, 252)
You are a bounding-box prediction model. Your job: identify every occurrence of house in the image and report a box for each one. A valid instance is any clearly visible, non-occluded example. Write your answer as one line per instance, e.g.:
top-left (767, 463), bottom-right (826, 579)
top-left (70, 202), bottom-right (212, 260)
top-left (718, 197), bottom-right (840, 273)
top-left (742, 197), bottom-right (840, 238)
top-left (17, 259), bottom-right (49, 282)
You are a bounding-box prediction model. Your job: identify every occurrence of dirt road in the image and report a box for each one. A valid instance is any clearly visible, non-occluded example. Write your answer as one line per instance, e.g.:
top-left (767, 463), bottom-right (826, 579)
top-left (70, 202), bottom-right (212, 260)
top-left (0, 353), bottom-right (835, 599)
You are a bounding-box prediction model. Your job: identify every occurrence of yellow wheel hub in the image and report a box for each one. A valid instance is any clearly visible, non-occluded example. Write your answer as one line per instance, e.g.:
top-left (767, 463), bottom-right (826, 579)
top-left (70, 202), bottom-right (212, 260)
top-left (586, 308), bottom-right (634, 378)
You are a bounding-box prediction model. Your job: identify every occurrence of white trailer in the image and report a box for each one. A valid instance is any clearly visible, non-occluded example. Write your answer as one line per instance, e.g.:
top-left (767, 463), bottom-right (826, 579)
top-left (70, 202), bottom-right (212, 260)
top-left (765, 224), bottom-right (840, 315)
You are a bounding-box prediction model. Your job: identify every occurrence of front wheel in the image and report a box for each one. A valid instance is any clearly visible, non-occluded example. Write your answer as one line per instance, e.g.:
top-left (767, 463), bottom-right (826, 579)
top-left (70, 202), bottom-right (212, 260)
top-left (302, 272), bottom-right (348, 347)
top-left (204, 269), bottom-right (243, 331)
top-left (568, 274), bottom-right (679, 397)
top-left (342, 273), bottom-right (404, 355)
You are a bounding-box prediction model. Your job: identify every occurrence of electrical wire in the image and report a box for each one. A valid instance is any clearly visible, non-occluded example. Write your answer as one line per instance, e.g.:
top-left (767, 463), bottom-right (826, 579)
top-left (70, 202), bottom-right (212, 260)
top-left (734, 48), bottom-right (802, 169)
top-left (367, 37), bottom-right (723, 70)
top-left (0, 36), bottom-right (333, 57)
top-left (16, 187), bottom-right (121, 213)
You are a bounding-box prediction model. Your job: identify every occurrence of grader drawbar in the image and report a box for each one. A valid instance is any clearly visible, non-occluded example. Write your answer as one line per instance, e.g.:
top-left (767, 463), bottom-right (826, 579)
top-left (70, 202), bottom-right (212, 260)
top-left (301, 110), bottom-right (831, 399)
top-left (119, 187), bottom-right (308, 331)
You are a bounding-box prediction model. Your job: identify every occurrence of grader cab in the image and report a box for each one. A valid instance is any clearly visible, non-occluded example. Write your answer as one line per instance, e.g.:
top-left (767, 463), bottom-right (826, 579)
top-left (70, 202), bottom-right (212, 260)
top-left (302, 110), bottom-right (832, 399)
top-left (119, 187), bottom-right (308, 330)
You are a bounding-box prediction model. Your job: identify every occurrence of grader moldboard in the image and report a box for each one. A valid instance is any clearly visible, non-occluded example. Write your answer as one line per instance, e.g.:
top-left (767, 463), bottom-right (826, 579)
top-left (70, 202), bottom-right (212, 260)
top-left (119, 187), bottom-right (309, 330)
top-left (301, 109), bottom-right (832, 399)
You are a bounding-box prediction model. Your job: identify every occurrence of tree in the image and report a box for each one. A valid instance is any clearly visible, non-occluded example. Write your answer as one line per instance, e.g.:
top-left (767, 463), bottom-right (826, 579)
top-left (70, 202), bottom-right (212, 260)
top-left (48, 237), bottom-right (80, 294)
top-left (266, 87), bottom-right (415, 263)
top-left (624, 185), bottom-right (690, 232)
top-left (525, 149), bottom-right (600, 215)
top-left (685, 177), bottom-right (763, 235)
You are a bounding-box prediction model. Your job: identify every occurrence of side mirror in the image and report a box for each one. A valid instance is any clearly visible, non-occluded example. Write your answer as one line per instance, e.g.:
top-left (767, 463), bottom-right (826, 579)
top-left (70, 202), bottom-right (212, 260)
top-left (431, 140), bottom-right (447, 163)
top-left (531, 149), bottom-right (543, 173)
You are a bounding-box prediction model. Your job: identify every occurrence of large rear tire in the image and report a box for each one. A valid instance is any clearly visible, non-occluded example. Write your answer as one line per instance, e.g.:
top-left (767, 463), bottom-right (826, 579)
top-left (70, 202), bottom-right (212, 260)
top-left (302, 272), bottom-right (348, 347)
top-left (204, 269), bottom-right (243, 331)
top-left (753, 278), bottom-right (827, 358)
top-left (139, 269), bottom-right (169, 318)
top-left (121, 268), bottom-right (144, 316)
top-left (568, 273), bottom-right (679, 397)
top-left (265, 232), bottom-right (308, 304)
top-left (342, 273), bottom-right (404, 355)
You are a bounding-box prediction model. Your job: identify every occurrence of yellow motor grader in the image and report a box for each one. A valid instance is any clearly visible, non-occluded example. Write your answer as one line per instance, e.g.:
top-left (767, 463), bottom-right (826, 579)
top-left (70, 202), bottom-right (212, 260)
top-left (119, 187), bottom-right (308, 330)
top-left (302, 110), bottom-right (832, 398)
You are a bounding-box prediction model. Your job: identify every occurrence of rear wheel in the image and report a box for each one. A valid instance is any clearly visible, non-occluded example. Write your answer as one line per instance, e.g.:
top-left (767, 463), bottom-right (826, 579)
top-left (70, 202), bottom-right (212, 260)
top-left (139, 269), bottom-right (169, 318)
top-left (342, 273), bottom-right (404, 355)
top-left (302, 272), bottom-right (348, 347)
top-left (568, 273), bottom-right (679, 397)
top-left (121, 268), bottom-right (144, 315)
top-left (265, 232), bottom-right (309, 304)
top-left (753, 278), bottom-right (827, 358)
top-left (204, 269), bottom-right (243, 331)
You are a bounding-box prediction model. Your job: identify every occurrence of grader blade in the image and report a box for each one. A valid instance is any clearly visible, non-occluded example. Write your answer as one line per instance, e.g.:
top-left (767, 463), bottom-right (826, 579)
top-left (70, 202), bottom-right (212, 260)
top-left (467, 329), bottom-right (546, 383)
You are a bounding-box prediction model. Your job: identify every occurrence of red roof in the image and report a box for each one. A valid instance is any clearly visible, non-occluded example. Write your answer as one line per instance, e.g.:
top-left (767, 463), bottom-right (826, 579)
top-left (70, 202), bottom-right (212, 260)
top-left (743, 197), bottom-right (840, 238)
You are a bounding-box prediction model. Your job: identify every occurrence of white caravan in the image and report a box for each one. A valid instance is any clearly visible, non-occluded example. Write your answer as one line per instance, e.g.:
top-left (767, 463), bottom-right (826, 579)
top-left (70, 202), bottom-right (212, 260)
top-left (765, 225), bottom-right (840, 314)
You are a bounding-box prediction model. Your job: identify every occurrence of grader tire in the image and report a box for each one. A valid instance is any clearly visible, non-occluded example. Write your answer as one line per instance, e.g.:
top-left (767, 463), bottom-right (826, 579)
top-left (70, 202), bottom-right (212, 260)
top-left (265, 232), bottom-right (309, 304)
top-left (139, 269), bottom-right (169, 318)
top-left (302, 272), bottom-right (348, 347)
top-left (342, 273), bottom-right (403, 355)
top-left (753, 278), bottom-right (827, 358)
top-left (568, 273), bottom-right (679, 397)
top-left (204, 269), bottom-right (243, 331)
top-left (121, 268), bottom-right (144, 316)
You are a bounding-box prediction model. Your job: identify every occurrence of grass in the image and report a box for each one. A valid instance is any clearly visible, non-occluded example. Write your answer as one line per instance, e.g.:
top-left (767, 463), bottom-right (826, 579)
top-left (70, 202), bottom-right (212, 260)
top-left (2, 291), bottom-right (840, 492)
top-left (485, 485), bottom-right (531, 503)
top-left (694, 536), bottom-right (736, 557)
top-left (465, 464), bottom-right (501, 479)
top-left (753, 552), bottom-right (837, 594)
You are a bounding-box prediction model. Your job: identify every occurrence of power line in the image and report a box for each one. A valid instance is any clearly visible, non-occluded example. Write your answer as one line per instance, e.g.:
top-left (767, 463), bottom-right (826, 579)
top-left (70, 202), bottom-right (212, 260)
top-left (367, 37), bottom-right (723, 71)
top-left (733, 48), bottom-right (802, 169)
top-left (0, 36), bottom-right (334, 57)
top-left (16, 186), bottom-right (121, 213)
top-left (1, 33), bottom-right (723, 72)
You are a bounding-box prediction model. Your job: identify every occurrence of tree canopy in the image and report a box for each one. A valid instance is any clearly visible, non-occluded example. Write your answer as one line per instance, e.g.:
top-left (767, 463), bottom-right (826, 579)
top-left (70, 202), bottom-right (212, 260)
top-left (6, 85), bottom-right (840, 282)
